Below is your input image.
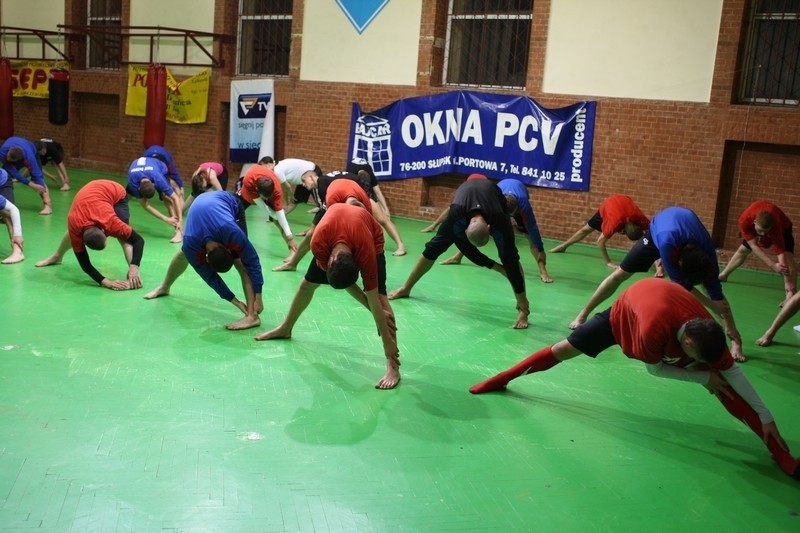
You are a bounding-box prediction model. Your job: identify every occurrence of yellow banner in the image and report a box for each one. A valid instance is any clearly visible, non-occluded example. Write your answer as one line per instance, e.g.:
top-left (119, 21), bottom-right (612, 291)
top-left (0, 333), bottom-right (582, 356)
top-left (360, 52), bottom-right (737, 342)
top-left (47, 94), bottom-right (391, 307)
top-left (125, 65), bottom-right (210, 124)
top-left (11, 61), bottom-right (70, 98)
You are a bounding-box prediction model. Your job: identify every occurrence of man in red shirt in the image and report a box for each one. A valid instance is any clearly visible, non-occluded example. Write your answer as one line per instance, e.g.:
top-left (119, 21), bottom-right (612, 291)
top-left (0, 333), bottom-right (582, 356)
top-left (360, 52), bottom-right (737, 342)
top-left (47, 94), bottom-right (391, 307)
top-left (35, 180), bottom-right (145, 290)
top-left (235, 160), bottom-right (297, 254)
top-left (255, 191), bottom-right (400, 389)
top-left (470, 278), bottom-right (800, 480)
top-left (549, 194), bottom-right (650, 268)
top-left (719, 200), bottom-right (795, 306)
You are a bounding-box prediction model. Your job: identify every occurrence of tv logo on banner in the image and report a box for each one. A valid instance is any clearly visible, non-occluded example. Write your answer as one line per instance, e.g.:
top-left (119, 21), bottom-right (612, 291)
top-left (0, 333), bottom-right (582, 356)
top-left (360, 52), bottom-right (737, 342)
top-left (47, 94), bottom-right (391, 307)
top-left (238, 94), bottom-right (272, 119)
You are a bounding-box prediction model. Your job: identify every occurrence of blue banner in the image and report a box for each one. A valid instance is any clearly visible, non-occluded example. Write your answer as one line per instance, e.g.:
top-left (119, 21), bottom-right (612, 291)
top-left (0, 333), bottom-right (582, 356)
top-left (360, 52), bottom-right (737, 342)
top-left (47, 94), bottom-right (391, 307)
top-left (347, 91), bottom-right (596, 190)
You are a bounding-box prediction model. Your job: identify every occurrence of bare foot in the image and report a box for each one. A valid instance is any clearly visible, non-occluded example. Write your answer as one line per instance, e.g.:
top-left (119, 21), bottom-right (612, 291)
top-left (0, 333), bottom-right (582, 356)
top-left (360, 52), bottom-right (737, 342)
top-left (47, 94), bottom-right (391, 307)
top-left (388, 286), bottom-right (410, 300)
top-left (440, 255), bottom-right (462, 265)
top-left (170, 233), bottom-right (183, 244)
top-left (39, 207), bottom-right (53, 215)
top-left (375, 360), bottom-right (401, 389)
top-left (226, 315), bottom-right (260, 330)
top-left (606, 262), bottom-right (618, 269)
top-left (540, 273), bottom-right (553, 283)
top-left (718, 273), bottom-right (729, 282)
top-left (755, 334), bottom-right (774, 347)
top-left (568, 315), bottom-right (586, 330)
top-left (513, 316), bottom-right (529, 329)
top-left (549, 245), bottom-right (566, 253)
top-left (392, 247), bottom-right (407, 257)
top-left (1, 253), bottom-right (24, 264)
top-left (654, 266), bottom-right (665, 278)
top-left (272, 262), bottom-right (297, 272)
top-left (35, 255), bottom-right (62, 267)
top-left (420, 225), bottom-right (435, 233)
top-left (144, 285), bottom-right (169, 299)
top-left (59, 184), bottom-right (71, 191)
top-left (731, 347), bottom-right (747, 362)
top-left (254, 324), bottom-right (292, 340)
top-left (306, 207), bottom-right (319, 214)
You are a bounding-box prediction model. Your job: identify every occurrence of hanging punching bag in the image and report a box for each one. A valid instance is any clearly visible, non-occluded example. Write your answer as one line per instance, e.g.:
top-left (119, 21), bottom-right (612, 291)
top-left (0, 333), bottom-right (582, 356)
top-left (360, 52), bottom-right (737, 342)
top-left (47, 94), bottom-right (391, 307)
top-left (0, 58), bottom-right (14, 138)
top-left (48, 68), bottom-right (70, 126)
top-left (143, 63), bottom-right (167, 148)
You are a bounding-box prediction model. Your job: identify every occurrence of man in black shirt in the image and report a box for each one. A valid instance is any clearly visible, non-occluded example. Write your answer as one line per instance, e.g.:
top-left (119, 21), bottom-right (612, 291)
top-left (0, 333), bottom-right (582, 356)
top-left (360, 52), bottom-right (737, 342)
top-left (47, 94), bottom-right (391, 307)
top-left (35, 139), bottom-right (70, 191)
top-left (388, 175), bottom-right (530, 329)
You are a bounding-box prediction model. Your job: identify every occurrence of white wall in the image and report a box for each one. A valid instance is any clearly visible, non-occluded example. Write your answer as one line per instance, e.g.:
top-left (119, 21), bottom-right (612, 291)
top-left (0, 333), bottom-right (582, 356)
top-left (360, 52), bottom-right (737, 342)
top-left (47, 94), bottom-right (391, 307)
top-left (301, 0), bottom-right (423, 85)
top-left (129, 0), bottom-right (215, 75)
top-left (543, 0), bottom-right (723, 102)
top-left (0, 0), bottom-right (67, 60)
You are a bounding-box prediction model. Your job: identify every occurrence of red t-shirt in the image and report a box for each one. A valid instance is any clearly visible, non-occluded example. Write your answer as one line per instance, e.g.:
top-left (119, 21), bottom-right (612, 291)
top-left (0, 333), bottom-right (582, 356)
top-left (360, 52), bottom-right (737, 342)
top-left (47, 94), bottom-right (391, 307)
top-left (311, 203), bottom-right (384, 291)
top-left (739, 200), bottom-right (792, 253)
top-left (67, 180), bottom-right (133, 253)
top-left (240, 165), bottom-right (283, 210)
top-left (325, 179), bottom-right (371, 208)
top-left (598, 195), bottom-right (650, 238)
top-left (610, 278), bottom-right (733, 371)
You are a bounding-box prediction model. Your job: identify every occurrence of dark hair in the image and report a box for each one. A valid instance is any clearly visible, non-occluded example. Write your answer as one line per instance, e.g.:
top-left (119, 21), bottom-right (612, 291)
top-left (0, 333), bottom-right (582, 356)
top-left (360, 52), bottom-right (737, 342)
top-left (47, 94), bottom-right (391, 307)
top-left (313, 165), bottom-right (323, 178)
top-left (347, 160), bottom-right (375, 181)
top-left (7, 146), bottom-right (23, 162)
top-left (150, 153), bottom-right (169, 165)
top-left (678, 244), bottom-right (712, 286)
top-left (256, 177), bottom-right (275, 199)
top-left (755, 210), bottom-right (774, 231)
top-left (207, 247), bottom-right (234, 272)
top-left (138, 179), bottom-right (156, 199)
top-left (504, 194), bottom-right (519, 216)
top-left (82, 226), bottom-right (107, 250)
top-left (623, 222), bottom-right (645, 241)
top-left (258, 156), bottom-right (275, 165)
top-left (327, 252), bottom-right (359, 289)
top-left (34, 140), bottom-right (45, 153)
top-left (683, 318), bottom-right (726, 363)
top-left (191, 169), bottom-right (209, 196)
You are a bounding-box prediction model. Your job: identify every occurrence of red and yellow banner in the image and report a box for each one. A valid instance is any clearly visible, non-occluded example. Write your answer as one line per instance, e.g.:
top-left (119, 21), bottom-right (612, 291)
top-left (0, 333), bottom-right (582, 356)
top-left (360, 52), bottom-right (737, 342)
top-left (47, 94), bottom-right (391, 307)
top-left (125, 65), bottom-right (210, 124)
top-left (10, 61), bottom-right (69, 98)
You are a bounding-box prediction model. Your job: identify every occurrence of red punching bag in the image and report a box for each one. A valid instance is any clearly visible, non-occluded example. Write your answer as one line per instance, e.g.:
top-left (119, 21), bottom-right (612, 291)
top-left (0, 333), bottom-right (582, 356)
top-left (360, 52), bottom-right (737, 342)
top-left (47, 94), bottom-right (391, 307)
top-left (0, 58), bottom-right (14, 138)
top-left (143, 63), bottom-right (167, 148)
top-left (48, 68), bottom-right (70, 125)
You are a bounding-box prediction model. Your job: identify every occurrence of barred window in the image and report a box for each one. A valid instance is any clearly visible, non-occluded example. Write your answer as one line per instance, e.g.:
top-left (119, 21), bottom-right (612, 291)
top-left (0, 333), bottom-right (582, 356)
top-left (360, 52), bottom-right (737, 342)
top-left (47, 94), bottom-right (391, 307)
top-left (238, 0), bottom-right (292, 76)
top-left (87, 0), bottom-right (122, 70)
top-left (739, 0), bottom-right (799, 105)
top-left (443, 0), bottom-right (533, 89)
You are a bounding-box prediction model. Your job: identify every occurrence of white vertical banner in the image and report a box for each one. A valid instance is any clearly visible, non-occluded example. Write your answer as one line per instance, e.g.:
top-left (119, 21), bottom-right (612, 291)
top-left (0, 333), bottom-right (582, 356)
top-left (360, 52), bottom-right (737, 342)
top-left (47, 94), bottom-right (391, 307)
top-left (229, 78), bottom-right (275, 163)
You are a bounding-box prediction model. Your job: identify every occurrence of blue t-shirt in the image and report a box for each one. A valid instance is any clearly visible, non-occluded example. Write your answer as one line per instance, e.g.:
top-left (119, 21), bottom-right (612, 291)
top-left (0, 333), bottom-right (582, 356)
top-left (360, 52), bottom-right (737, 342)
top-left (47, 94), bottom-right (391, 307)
top-left (497, 178), bottom-right (544, 251)
top-left (127, 157), bottom-right (174, 198)
top-left (0, 136), bottom-right (44, 186)
top-left (142, 145), bottom-right (182, 188)
top-left (182, 191), bottom-right (263, 300)
top-left (650, 206), bottom-right (722, 300)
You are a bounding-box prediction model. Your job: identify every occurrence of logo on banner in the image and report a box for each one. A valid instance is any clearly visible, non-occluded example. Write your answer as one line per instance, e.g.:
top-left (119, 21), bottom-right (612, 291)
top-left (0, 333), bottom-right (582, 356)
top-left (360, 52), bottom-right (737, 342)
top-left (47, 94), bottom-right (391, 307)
top-left (238, 94), bottom-right (272, 119)
top-left (335, 0), bottom-right (390, 34)
top-left (352, 114), bottom-right (392, 176)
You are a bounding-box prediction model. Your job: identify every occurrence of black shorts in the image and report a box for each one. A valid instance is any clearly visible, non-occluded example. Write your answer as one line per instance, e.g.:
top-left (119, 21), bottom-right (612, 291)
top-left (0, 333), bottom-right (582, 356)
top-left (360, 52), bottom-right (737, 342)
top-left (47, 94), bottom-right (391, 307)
top-left (113, 198), bottom-right (130, 224)
top-left (304, 252), bottom-right (387, 295)
top-left (742, 227), bottom-right (795, 254)
top-left (294, 185), bottom-right (321, 207)
top-left (0, 182), bottom-right (14, 204)
top-left (587, 211), bottom-right (603, 231)
top-left (619, 231), bottom-right (661, 273)
top-left (567, 308), bottom-right (617, 357)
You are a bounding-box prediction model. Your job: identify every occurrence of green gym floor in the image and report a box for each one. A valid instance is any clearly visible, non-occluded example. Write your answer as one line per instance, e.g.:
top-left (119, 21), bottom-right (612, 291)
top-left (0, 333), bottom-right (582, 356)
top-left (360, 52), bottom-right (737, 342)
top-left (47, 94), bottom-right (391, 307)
top-left (1, 170), bottom-right (798, 532)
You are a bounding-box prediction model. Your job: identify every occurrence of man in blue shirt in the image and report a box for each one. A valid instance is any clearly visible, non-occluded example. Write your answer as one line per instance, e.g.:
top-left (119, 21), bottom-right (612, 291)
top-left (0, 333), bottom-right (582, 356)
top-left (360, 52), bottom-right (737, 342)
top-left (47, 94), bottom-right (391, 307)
top-left (569, 206), bottom-right (745, 361)
top-left (144, 191), bottom-right (263, 330)
top-left (0, 136), bottom-right (52, 215)
top-left (127, 156), bottom-right (184, 242)
top-left (142, 145), bottom-right (183, 197)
